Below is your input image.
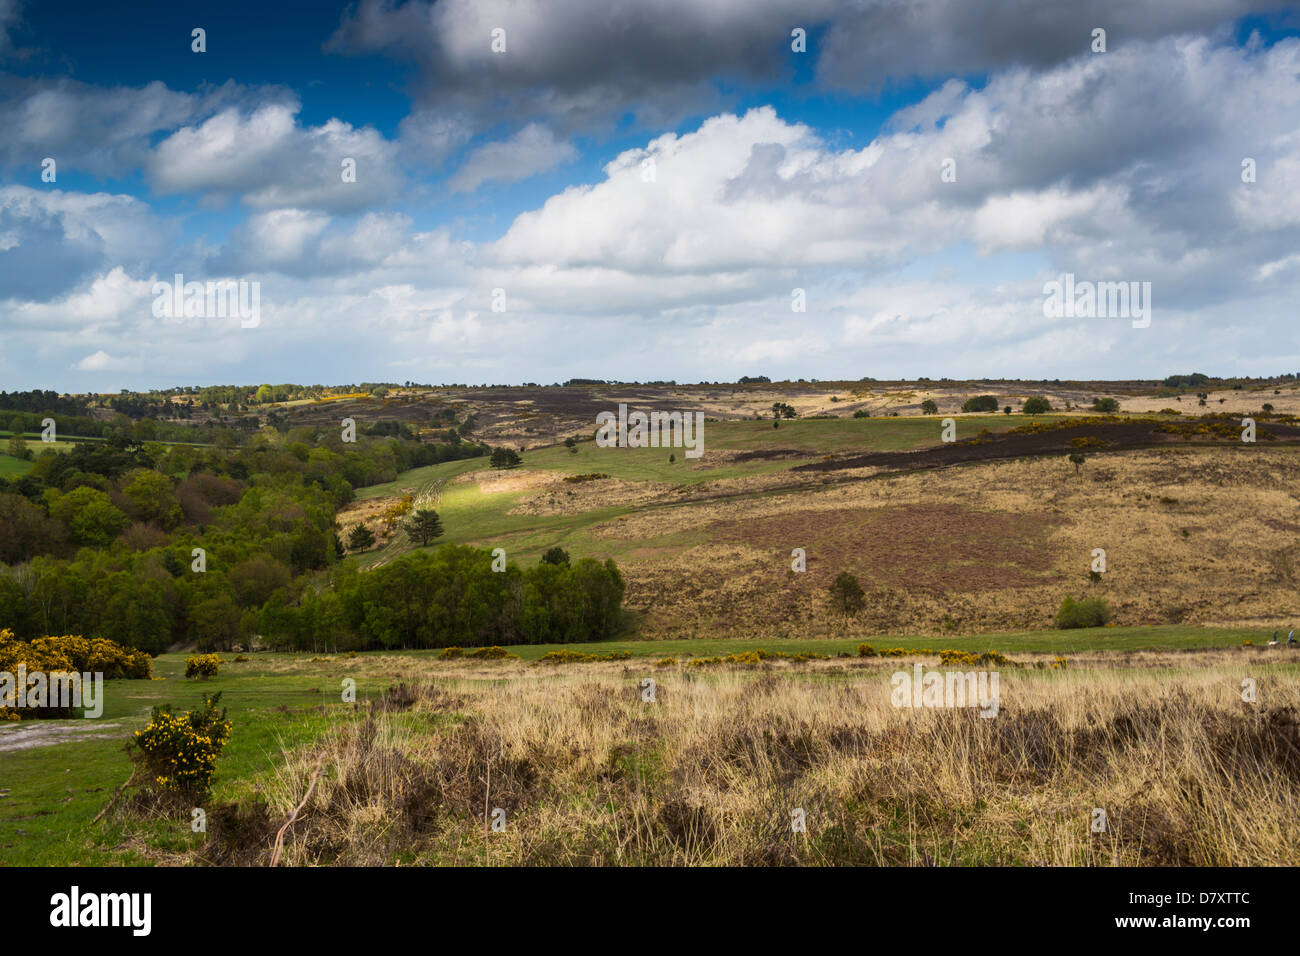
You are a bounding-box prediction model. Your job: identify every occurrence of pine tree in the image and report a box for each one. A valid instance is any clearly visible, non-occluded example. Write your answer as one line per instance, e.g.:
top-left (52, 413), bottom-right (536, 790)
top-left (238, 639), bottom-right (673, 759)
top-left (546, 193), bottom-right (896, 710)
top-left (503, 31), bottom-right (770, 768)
top-left (406, 509), bottom-right (445, 545)
top-left (348, 524), bottom-right (376, 551)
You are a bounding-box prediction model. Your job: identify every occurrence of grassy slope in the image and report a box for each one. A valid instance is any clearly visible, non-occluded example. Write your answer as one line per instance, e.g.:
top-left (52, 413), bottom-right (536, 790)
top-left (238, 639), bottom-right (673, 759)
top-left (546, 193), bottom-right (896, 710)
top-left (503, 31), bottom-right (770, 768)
top-left (0, 454), bottom-right (33, 476)
top-left (348, 414), bottom-right (1060, 569)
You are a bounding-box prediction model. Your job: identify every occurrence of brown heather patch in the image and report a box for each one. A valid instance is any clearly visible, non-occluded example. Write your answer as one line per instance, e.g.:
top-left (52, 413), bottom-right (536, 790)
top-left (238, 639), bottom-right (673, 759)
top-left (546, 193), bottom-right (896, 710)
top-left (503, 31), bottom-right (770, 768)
top-left (1263, 517), bottom-right (1300, 534)
top-left (707, 503), bottom-right (1061, 591)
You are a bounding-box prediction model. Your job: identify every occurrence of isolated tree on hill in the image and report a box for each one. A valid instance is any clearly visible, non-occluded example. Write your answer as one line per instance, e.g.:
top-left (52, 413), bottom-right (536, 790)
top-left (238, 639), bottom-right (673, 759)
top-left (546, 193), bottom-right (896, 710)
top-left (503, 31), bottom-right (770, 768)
top-left (406, 509), bottom-right (444, 546)
top-left (490, 447), bottom-right (522, 469)
top-left (541, 546), bottom-right (570, 567)
top-left (920, 399), bottom-right (939, 414)
top-left (1022, 396), bottom-right (1052, 415)
top-left (1068, 452), bottom-right (1086, 475)
top-left (348, 524), bottom-right (376, 551)
top-left (829, 572), bottom-right (866, 615)
top-left (1092, 397), bottom-right (1120, 413)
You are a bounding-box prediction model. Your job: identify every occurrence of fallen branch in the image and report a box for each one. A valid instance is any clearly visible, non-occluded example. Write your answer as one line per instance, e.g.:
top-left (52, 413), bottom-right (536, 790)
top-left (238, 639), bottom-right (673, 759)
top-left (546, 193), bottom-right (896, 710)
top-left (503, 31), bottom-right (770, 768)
top-left (269, 753), bottom-right (327, 867)
top-left (92, 770), bottom-right (137, 824)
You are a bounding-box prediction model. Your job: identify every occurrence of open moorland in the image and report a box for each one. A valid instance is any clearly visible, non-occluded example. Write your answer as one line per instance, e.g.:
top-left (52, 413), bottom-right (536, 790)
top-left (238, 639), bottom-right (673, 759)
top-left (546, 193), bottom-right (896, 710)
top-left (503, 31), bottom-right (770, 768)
top-left (2, 375), bottom-right (1299, 866)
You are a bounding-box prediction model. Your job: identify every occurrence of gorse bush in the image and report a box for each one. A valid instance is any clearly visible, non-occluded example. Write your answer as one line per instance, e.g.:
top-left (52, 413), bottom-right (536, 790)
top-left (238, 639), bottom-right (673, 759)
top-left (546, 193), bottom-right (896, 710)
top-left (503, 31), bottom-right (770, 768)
top-left (537, 648), bottom-right (631, 664)
top-left (0, 630), bottom-right (151, 680)
top-left (185, 653), bottom-right (222, 679)
top-left (0, 629), bottom-right (151, 720)
top-left (937, 649), bottom-right (1011, 667)
top-left (1057, 596), bottom-right (1113, 629)
top-left (130, 692), bottom-right (231, 801)
top-left (686, 649), bottom-right (830, 667)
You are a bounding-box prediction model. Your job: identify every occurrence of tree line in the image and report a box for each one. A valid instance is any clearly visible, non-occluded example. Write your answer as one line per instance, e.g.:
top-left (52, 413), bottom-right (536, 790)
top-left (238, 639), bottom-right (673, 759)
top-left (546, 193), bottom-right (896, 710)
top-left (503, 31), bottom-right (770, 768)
top-left (0, 419), bottom-right (622, 656)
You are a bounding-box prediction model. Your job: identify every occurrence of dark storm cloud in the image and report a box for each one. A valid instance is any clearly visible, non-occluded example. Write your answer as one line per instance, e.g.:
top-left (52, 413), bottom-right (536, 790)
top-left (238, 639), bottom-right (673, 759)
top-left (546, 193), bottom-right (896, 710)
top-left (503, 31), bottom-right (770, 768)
top-left (328, 0), bottom-right (1292, 129)
top-left (817, 0), bottom-right (1293, 90)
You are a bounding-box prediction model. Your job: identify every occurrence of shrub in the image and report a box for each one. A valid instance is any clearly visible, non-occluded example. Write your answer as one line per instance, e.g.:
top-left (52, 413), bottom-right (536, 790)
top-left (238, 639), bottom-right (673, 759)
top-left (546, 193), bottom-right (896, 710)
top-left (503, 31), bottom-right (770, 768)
top-left (129, 692), bottom-right (231, 801)
top-left (1070, 436), bottom-right (1109, 449)
top-left (185, 653), bottom-right (222, 679)
top-left (961, 395), bottom-right (999, 413)
top-left (856, 643), bottom-right (878, 657)
top-left (1056, 596), bottom-right (1113, 629)
top-left (935, 649), bottom-right (1011, 667)
top-left (536, 649), bottom-right (631, 664)
top-left (468, 646), bottom-right (517, 660)
top-left (829, 572), bottom-right (866, 615)
top-left (4, 633), bottom-right (153, 680)
top-left (439, 646), bottom-right (463, 659)
top-left (1092, 397), bottom-right (1120, 413)
top-left (1022, 396), bottom-right (1052, 415)
top-left (0, 631), bottom-right (152, 720)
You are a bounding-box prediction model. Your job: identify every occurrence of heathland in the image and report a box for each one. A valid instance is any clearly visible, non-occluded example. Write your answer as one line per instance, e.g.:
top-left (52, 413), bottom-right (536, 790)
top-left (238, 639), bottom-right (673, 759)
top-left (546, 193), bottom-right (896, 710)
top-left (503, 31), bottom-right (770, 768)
top-left (1, 375), bottom-right (1298, 865)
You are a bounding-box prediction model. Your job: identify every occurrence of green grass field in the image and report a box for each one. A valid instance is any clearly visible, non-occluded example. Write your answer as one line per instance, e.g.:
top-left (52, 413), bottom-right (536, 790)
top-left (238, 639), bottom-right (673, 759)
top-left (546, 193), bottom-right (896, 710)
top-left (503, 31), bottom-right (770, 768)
top-left (0, 454), bottom-right (33, 476)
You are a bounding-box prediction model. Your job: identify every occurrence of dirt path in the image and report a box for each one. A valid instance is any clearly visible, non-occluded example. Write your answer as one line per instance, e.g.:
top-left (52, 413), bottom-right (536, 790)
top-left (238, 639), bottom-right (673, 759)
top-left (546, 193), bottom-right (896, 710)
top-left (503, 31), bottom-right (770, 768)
top-left (0, 720), bottom-right (127, 752)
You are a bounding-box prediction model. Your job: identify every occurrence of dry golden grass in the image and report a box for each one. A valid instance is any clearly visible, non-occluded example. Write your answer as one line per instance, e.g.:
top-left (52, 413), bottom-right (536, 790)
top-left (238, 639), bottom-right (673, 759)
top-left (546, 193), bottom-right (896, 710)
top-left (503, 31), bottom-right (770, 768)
top-left (206, 650), bottom-right (1299, 866)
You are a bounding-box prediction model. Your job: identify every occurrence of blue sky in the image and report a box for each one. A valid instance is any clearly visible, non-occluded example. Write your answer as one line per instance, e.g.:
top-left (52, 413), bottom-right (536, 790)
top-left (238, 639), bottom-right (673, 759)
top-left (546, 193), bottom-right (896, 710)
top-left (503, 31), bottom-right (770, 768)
top-left (1, 0), bottom-right (1298, 391)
